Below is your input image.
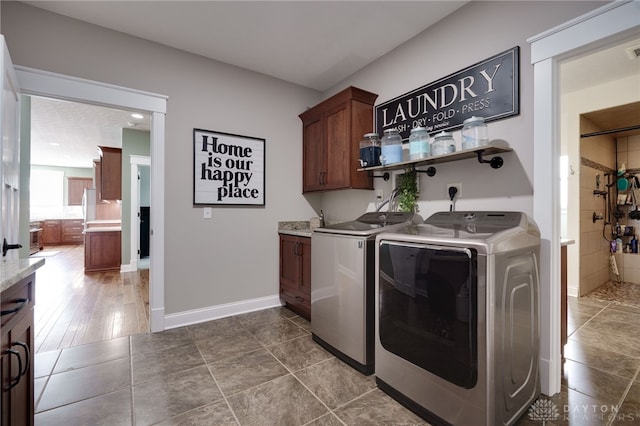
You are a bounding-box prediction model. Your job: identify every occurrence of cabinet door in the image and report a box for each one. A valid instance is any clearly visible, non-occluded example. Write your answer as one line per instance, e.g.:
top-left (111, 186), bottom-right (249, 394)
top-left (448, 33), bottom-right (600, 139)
top-left (323, 102), bottom-right (351, 190)
top-left (84, 231), bottom-right (122, 272)
top-left (42, 220), bottom-right (61, 245)
top-left (279, 235), bottom-right (301, 293)
top-left (67, 177), bottom-right (93, 205)
top-left (98, 147), bottom-right (122, 200)
top-left (300, 237), bottom-right (312, 307)
top-left (302, 116), bottom-right (325, 192)
top-left (93, 160), bottom-right (102, 201)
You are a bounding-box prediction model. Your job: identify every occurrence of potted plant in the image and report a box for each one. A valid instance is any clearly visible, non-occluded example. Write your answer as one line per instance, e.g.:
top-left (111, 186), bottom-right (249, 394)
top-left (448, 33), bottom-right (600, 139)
top-left (397, 170), bottom-right (419, 212)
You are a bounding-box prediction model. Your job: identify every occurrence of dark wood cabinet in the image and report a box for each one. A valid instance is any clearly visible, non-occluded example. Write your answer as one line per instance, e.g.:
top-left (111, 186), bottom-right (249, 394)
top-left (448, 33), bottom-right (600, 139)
top-left (84, 231), bottom-right (121, 273)
top-left (67, 177), bottom-right (93, 206)
top-left (299, 86), bottom-right (377, 193)
top-left (279, 234), bottom-right (311, 320)
top-left (41, 220), bottom-right (61, 245)
top-left (1, 274), bottom-right (35, 426)
top-left (61, 219), bottom-right (84, 244)
top-left (97, 146), bottom-right (122, 201)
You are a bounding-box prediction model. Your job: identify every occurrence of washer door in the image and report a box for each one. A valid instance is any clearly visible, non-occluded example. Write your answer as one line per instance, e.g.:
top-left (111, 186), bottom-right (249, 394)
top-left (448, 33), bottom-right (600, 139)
top-left (378, 241), bottom-right (478, 389)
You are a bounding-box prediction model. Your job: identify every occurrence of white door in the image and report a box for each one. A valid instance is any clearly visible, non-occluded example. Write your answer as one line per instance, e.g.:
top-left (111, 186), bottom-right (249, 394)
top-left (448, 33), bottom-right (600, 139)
top-left (0, 35), bottom-right (21, 260)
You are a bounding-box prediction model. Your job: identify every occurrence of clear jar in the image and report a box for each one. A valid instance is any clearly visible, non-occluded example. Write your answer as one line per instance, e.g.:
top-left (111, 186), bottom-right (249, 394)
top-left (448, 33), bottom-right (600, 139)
top-left (359, 133), bottom-right (381, 168)
top-left (461, 116), bottom-right (489, 150)
top-left (409, 127), bottom-right (430, 160)
top-left (431, 131), bottom-right (456, 156)
top-left (380, 128), bottom-right (403, 165)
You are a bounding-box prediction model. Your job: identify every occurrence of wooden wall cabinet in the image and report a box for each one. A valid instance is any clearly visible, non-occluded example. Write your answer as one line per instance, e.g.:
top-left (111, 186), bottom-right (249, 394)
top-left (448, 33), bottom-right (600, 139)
top-left (84, 231), bottom-right (121, 273)
top-left (279, 234), bottom-right (311, 320)
top-left (1, 274), bottom-right (35, 426)
top-left (41, 220), bottom-right (61, 245)
top-left (97, 146), bottom-right (122, 201)
top-left (67, 177), bottom-right (93, 206)
top-left (299, 86), bottom-right (377, 193)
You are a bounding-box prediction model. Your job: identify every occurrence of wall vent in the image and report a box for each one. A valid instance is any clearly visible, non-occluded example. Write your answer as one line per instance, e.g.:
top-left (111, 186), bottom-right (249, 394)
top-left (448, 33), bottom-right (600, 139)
top-left (625, 44), bottom-right (640, 60)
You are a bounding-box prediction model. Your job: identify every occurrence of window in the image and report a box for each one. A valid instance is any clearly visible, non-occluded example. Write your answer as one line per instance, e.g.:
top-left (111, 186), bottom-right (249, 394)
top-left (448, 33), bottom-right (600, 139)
top-left (30, 169), bottom-right (64, 216)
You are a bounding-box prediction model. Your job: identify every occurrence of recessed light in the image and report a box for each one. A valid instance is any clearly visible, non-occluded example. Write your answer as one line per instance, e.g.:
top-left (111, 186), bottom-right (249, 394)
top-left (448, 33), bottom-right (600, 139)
top-left (131, 113), bottom-right (144, 120)
top-left (49, 142), bottom-right (60, 146)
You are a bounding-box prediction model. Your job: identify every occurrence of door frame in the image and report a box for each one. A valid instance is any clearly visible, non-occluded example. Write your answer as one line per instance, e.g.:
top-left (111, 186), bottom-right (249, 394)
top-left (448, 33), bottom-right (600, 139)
top-left (16, 66), bottom-right (167, 333)
top-left (529, 0), bottom-right (639, 396)
top-left (129, 155), bottom-right (150, 271)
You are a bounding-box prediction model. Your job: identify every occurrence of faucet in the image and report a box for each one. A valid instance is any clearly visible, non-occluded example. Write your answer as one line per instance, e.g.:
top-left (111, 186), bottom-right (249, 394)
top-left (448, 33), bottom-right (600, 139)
top-left (376, 188), bottom-right (400, 212)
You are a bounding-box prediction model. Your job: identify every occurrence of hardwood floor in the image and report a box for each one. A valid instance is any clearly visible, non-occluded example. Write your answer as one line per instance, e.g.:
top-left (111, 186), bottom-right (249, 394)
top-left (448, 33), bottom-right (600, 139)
top-left (32, 244), bottom-right (149, 354)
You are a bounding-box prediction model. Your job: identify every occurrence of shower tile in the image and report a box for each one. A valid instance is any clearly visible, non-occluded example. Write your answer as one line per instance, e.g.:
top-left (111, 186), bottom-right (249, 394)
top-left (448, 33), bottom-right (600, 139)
top-left (295, 357), bottom-right (376, 409)
top-left (227, 374), bottom-right (327, 426)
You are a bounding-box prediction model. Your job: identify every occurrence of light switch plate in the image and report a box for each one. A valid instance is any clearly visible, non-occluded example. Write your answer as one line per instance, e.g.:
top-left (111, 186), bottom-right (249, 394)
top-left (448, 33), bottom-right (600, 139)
top-left (203, 207), bottom-right (212, 219)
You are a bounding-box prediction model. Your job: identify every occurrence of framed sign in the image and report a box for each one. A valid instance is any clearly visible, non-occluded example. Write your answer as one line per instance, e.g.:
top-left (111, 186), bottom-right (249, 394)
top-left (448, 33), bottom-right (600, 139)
top-left (193, 128), bottom-right (265, 206)
top-left (375, 46), bottom-right (520, 140)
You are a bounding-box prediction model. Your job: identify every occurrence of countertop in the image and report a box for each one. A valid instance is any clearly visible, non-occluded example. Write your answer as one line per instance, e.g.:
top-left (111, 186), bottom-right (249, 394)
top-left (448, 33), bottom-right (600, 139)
top-left (278, 221), bottom-right (313, 238)
top-left (83, 226), bottom-right (122, 233)
top-left (561, 239), bottom-right (575, 246)
top-left (1, 257), bottom-right (45, 293)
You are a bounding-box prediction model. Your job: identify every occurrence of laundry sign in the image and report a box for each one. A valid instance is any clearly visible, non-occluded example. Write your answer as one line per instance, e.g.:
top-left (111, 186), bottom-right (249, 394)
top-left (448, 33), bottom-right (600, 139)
top-left (375, 46), bottom-right (519, 140)
top-left (193, 128), bottom-right (265, 206)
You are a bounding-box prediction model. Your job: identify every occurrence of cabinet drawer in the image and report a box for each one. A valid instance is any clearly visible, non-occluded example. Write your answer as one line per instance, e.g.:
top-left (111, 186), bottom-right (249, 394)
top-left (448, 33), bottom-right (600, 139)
top-left (61, 233), bottom-right (84, 243)
top-left (62, 220), bottom-right (84, 230)
top-left (1, 277), bottom-right (34, 329)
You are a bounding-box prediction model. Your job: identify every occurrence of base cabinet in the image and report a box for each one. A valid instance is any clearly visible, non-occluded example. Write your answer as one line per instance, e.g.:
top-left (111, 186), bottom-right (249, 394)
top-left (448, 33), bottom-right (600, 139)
top-left (84, 231), bottom-right (121, 273)
top-left (279, 234), bottom-right (311, 320)
top-left (1, 274), bottom-right (35, 426)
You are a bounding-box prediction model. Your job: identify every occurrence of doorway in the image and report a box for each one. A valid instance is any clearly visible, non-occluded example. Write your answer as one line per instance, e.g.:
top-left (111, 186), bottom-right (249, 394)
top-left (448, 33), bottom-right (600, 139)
top-left (530, 0), bottom-right (640, 396)
top-left (16, 66), bottom-right (167, 335)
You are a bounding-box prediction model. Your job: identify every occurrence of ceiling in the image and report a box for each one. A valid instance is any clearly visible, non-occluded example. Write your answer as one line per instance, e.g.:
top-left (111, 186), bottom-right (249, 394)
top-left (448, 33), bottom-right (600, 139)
top-left (23, 1), bottom-right (640, 169)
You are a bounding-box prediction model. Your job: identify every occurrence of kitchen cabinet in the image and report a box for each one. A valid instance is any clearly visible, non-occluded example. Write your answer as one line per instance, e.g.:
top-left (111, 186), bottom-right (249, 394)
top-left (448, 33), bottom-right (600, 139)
top-left (61, 219), bottom-right (84, 244)
top-left (299, 86), bottom-right (377, 193)
top-left (41, 220), bottom-right (61, 245)
top-left (279, 234), bottom-right (311, 320)
top-left (84, 230), bottom-right (121, 272)
top-left (97, 146), bottom-right (122, 200)
top-left (1, 273), bottom-right (35, 426)
top-left (67, 177), bottom-right (93, 205)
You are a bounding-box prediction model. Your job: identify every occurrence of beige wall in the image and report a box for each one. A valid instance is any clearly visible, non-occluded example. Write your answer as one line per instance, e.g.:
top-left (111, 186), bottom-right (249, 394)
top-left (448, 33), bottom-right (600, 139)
top-left (1, 1), bottom-right (606, 319)
top-left (579, 117), bottom-right (615, 296)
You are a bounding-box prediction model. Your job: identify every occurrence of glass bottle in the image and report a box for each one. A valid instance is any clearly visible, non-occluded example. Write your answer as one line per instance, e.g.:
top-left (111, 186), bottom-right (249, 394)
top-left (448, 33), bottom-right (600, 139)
top-left (431, 131), bottom-right (456, 156)
top-left (380, 128), bottom-right (403, 165)
top-left (359, 133), bottom-right (381, 168)
top-left (461, 116), bottom-right (489, 150)
top-left (409, 127), bottom-right (430, 160)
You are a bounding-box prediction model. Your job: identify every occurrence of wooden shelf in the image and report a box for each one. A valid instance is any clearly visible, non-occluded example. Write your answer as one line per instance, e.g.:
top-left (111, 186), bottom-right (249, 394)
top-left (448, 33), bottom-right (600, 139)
top-left (358, 140), bottom-right (513, 173)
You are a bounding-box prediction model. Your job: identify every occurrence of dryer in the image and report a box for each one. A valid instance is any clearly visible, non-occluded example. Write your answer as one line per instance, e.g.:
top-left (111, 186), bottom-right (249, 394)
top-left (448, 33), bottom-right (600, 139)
top-left (375, 211), bottom-right (540, 426)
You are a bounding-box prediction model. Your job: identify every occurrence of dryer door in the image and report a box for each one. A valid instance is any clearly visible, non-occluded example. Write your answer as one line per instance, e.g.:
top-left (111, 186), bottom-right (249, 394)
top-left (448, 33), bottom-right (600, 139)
top-left (378, 241), bottom-right (478, 389)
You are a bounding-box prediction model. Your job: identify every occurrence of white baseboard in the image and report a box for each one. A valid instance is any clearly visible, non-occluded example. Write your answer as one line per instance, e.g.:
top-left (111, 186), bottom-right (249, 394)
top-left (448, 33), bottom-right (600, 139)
top-left (150, 306), bottom-right (165, 333)
top-left (163, 294), bottom-right (283, 330)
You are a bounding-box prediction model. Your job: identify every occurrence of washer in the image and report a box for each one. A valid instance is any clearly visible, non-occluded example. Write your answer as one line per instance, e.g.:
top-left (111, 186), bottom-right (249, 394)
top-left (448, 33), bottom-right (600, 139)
top-left (311, 211), bottom-right (422, 374)
top-left (375, 211), bottom-right (540, 425)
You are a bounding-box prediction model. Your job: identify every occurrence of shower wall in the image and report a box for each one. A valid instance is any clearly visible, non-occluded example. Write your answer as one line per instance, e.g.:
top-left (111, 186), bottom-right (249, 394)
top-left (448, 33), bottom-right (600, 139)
top-left (579, 116), bottom-right (615, 296)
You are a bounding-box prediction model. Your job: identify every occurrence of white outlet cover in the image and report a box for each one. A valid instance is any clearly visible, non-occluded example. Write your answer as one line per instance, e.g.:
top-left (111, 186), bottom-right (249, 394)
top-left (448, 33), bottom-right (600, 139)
top-left (203, 207), bottom-right (212, 219)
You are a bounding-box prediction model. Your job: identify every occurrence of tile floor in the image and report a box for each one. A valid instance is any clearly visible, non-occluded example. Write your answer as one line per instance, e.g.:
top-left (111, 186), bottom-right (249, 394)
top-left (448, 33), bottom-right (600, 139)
top-left (34, 292), bottom-right (640, 426)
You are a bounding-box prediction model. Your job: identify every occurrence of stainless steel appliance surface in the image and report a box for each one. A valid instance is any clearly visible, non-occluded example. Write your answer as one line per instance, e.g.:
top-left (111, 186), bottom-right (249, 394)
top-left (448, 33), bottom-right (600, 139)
top-left (311, 211), bottom-right (422, 374)
top-left (375, 211), bottom-right (540, 426)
